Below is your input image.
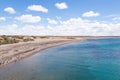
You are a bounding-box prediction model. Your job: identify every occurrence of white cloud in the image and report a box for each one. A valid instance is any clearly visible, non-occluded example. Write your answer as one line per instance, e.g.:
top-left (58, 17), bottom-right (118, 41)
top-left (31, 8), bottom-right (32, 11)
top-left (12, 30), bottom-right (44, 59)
top-left (15, 14), bottom-right (41, 23)
top-left (47, 18), bottom-right (58, 24)
top-left (82, 11), bottom-right (100, 17)
top-left (27, 5), bottom-right (48, 13)
top-left (0, 18), bottom-right (120, 36)
top-left (113, 17), bottom-right (120, 20)
top-left (0, 17), bottom-right (6, 22)
top-left (4, 7), bottom-right (16, 14)
top-left (0, 24), bottom-right (18, 35)
top-left (55, 2), bottom-right (68, 9)
top-left (105, 15), bottom-right (117, 18)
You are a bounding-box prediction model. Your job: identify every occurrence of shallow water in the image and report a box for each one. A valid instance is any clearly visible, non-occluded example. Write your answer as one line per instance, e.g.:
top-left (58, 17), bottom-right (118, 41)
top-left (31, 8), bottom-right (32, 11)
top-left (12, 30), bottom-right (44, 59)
top-left (0, 38), bottom-right (120, 80)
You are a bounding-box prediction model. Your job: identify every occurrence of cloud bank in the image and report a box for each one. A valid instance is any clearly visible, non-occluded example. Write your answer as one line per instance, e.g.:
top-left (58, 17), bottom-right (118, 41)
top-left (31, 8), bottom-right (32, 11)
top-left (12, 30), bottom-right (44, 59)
top-left (0, 17), bottom-right (120, 36)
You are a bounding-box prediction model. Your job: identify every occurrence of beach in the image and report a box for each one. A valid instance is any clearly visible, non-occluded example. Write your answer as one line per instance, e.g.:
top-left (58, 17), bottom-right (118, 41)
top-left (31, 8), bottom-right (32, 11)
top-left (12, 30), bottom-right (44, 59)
top-left (0, 36), bottom-right (86, 68)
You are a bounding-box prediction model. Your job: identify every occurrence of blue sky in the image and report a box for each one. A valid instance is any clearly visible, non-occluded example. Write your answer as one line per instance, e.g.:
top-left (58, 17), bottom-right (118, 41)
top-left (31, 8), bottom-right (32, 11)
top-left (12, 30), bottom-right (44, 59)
top-left (0, 0), bottom-right (120, 36)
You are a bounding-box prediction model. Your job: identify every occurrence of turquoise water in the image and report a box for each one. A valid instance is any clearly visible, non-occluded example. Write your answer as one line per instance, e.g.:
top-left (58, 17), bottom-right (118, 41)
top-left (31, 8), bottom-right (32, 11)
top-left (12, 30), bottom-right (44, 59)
top-left (0, 38), bottom-right (120, 80)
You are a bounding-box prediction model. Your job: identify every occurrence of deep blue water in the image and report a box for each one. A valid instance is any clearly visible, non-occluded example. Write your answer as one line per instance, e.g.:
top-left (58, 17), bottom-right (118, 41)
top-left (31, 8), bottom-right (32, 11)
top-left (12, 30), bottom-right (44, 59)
top-left (0, 38), bottom-right (120, 80)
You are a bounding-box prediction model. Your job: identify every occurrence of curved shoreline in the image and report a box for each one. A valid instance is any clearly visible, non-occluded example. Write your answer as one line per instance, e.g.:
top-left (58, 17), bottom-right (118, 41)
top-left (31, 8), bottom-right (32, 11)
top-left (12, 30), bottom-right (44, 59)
top-left (0, 36), bottom-right (119, 69)
top-left (0, 38), bottom-right (85, 69)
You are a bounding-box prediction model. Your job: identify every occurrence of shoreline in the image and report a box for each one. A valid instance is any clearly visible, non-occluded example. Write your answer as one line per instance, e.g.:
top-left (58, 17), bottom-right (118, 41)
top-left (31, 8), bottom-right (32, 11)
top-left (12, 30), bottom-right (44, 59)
top-left (0, 36), bottom-right (119, 69)
top-left (0, 38), bottom-right (86, 69)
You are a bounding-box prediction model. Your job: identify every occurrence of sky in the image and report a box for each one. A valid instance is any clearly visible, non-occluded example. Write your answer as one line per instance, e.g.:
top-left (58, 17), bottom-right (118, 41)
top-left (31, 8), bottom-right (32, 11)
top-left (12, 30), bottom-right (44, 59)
top-left (0, 0), bottom-right (120, 36)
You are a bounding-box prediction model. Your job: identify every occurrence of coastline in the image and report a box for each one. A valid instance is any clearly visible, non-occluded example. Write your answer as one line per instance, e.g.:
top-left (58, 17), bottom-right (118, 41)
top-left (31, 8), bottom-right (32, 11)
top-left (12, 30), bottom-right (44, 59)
top-left (0, 37), bottom-right (85, 69)
top-left (0, 36), bottom-right (119, 69)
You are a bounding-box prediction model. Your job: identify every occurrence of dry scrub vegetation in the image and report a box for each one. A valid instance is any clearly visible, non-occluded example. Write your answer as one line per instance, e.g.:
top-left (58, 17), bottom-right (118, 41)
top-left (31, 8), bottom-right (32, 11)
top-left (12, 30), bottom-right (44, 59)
top-left (0, 35), bottom-right (77, 45)
top-left (0, 35), bottom-right (35, 45)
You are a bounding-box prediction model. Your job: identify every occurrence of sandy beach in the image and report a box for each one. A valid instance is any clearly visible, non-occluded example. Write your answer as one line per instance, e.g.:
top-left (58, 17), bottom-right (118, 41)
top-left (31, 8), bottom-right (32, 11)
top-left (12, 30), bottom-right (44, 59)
top-left (0, 36), bottom-right (86, 68)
